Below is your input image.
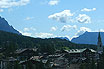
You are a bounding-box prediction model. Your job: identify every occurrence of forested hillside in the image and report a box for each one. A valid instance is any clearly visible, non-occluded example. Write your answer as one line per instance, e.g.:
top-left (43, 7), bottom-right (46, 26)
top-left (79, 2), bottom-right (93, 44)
top-left (0, 30), bottom-right (97, 52)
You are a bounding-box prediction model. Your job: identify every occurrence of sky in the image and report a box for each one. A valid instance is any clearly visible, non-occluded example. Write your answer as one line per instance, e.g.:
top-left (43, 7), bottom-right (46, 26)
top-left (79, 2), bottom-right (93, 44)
top-left (0, 0), bottom-right (104, 40)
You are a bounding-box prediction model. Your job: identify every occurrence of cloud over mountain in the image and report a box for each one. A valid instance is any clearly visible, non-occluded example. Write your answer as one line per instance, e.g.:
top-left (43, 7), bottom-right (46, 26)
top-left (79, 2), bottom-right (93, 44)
top-left (76, 27), bottom-right (91, 36)
top-left (19, 31), bottom-right (32, 36)
top-left (61, 25), bottom-right (77, 31)
top-left (35, 33), bottom-right (54, 38)
top-left (48, 10), bottom-right (74, 23)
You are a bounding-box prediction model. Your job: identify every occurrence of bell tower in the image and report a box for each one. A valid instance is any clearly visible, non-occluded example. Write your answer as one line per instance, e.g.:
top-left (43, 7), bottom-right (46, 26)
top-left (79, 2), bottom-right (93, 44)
top-left (97, 32), bottom-right (103, 54)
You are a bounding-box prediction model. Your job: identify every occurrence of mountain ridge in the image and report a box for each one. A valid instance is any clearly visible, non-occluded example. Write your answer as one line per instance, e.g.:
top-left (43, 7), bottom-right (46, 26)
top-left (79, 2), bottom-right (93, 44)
top-left (0, 30), bottom-right (96, 50)
top-left (55, 37), bottom-right (69, 41)
top-left (71, 32), bottom-right (104, 45)
top-left (0, 16), bottom-right (21, 35)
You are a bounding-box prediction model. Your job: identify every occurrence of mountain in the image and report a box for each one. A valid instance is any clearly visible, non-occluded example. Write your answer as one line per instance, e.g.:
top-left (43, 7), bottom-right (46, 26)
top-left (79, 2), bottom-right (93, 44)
top-left (71, 31), bottom-right (104, 45)
top-left (0, 16), bottom-right (21, 35)
top-left (0, 30), bottom-right (96, 50)
top-left (55, 37), bottom-right (69, 41)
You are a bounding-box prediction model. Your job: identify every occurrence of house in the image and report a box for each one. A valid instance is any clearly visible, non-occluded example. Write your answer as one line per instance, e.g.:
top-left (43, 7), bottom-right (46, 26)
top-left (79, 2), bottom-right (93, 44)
top-left (69, 48), bottom-right (96, 60)
top-left (15, 48), bottom-right (38, 60)
top-left (0, 57), bottom-right (17, 69)
top-left (52, 56), bottom-right (69, 69)
top-left (69, 64), bottom-right (81, 69)
top-left (19, 56), bottom-right (45, 69)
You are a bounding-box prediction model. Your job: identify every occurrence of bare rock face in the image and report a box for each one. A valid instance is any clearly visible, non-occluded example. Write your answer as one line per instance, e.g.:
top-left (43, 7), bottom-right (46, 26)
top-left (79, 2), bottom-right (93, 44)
top-left (0, 16), bottom-right (21, 35)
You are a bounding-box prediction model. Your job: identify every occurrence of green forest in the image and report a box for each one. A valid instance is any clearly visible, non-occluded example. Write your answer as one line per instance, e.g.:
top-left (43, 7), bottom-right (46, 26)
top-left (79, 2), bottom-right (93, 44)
top-left (0, 30), bottom-right (97, 54)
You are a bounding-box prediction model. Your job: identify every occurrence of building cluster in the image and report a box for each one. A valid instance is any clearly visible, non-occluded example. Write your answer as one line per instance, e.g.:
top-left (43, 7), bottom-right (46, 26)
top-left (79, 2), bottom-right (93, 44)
top-left (0, 32), bottom-right (103, 69)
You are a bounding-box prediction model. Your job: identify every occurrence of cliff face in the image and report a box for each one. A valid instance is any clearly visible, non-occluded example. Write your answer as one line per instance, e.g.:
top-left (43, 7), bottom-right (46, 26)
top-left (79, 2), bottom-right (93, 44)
top-left (71, 32), bottom-right (104, 45)
top-left (0, 16), bottom-right (21, 35)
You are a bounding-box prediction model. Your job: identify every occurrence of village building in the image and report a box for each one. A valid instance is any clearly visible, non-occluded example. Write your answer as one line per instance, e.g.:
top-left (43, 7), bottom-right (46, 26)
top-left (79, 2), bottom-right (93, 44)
top-left (97, 32), bottom-right (103, 54)
top-left (69, 64), bottom-right (81, 69)
top-left (0, 32), bottom-right (103, 69)
top-left (52, 56), bottom-right (69, 69)
top-left (68, 32), bottom-right (104, 69)
top-left (69, 48), bottom-right (96, 60)
top-left (0, 57), bottom-right (17, 69)
top-left (15, 48), bottom-right (38, 60)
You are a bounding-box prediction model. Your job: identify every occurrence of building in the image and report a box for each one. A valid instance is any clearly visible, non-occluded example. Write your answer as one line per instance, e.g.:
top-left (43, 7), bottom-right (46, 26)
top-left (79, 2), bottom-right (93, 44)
top-left (69, 48), bottom-right (96, 60)
top-left (0, 57), bottom-right (17, 69)
top-left (52, 57), bottom-right (69, 69)
top-left (69, 64), bottom-right (80, 69)
top-left (97, 32), bottom-right (103, 54)
top-left (15, 48), bottom-right (38, 60)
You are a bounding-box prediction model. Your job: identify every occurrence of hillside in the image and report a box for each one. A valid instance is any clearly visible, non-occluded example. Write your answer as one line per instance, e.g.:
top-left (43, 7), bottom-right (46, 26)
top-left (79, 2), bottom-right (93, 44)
top-left (71, 31), bottom-right (104, 45)
top-left (0, 30), bottom-right (97, 51)
top-left (0, 16), bottom-right (21, 35)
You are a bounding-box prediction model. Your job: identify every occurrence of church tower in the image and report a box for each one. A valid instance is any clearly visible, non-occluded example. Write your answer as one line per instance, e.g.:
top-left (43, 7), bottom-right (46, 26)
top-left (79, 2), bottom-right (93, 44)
top-left (97, 32), bottom-right (103, 54)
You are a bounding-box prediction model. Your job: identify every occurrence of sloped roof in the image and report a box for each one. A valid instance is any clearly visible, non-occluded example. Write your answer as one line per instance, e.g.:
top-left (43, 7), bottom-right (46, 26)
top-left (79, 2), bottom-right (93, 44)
top-left (69, 48), bottom-right (96, 53)
top-left (15, 48), bottom-right (37, 54)
top-left (90, 49), bottom-right (96, 52)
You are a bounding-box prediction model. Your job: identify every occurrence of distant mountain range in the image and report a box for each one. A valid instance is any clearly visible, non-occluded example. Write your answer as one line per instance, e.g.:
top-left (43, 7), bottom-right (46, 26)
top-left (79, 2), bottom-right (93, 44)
top-left (0, 16), bottom-right (101, 46)
top-left (55, 37), bottom-right (69, 41)
top-left (0, 30), bottom-right (96, 50)
top-left (0, 16), bottom-right (21, 35)
top-left (71, 31), bottom-right (104, 45)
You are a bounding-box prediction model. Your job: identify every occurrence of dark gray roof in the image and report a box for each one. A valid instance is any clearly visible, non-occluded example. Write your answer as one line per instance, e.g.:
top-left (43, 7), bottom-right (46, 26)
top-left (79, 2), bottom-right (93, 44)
top-left (15, 48), bottom-right (38, 54)
top-left (69, 48), bottom-right (96, 53)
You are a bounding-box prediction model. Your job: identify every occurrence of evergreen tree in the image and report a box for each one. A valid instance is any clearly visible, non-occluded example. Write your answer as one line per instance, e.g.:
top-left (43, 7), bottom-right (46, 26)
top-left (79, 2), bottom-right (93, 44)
top-left (97, 53), bottom-right (104, 69)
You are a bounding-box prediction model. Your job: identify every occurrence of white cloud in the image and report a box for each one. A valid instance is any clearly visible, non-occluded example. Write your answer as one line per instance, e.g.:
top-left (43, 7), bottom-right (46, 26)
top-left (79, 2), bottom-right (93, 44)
top-left (71, 28), bottom-right (104, 40)
top-left (94, 29), bottom-right (104, 32)
top-left (24, 28), bottom-right (30, 31)
top-left (35, 33), bottom-right (53, 38)
top-left (76, 27), bottom-right (91, 36)
top-left (99, 29), bottom-right (104, 32)
top-left (34, 32), bottom-right (71, 41)
top-left (61, 25), bottom-right (77, 31)
top-left (19, 31), bottom-right (32, 36)
top-left (0, 9), bottom-right (4, 12)
top-left (0, 0), bottom-right (30, 9)
top-left (76, 14), bottom-right (91, 23)
top-left (25, 17), bottom-right (34, 20)
top-left (48, 10), bottom-right (74, 23)
top-left (48, 9), bottom-right (93, 24)
top-left (50, 26), bottom-right (57, 31)
top-left (22, 32), bottom-right (32, 36)
top-left (23, 27), bottom-right (36, 32)
top-left (48, 0), bottom-right (59, 6)
top-left (70, 27), bottom-right (91, 40)
top-left (81, 8), bottom-right (96, 12)
top-left (30, 27), bottom-right (36, 31)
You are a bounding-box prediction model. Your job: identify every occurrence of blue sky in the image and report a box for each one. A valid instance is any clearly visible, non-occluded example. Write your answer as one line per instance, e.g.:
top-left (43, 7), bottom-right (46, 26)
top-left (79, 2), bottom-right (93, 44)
top-left (0, 0), bottom-right (104, 40)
